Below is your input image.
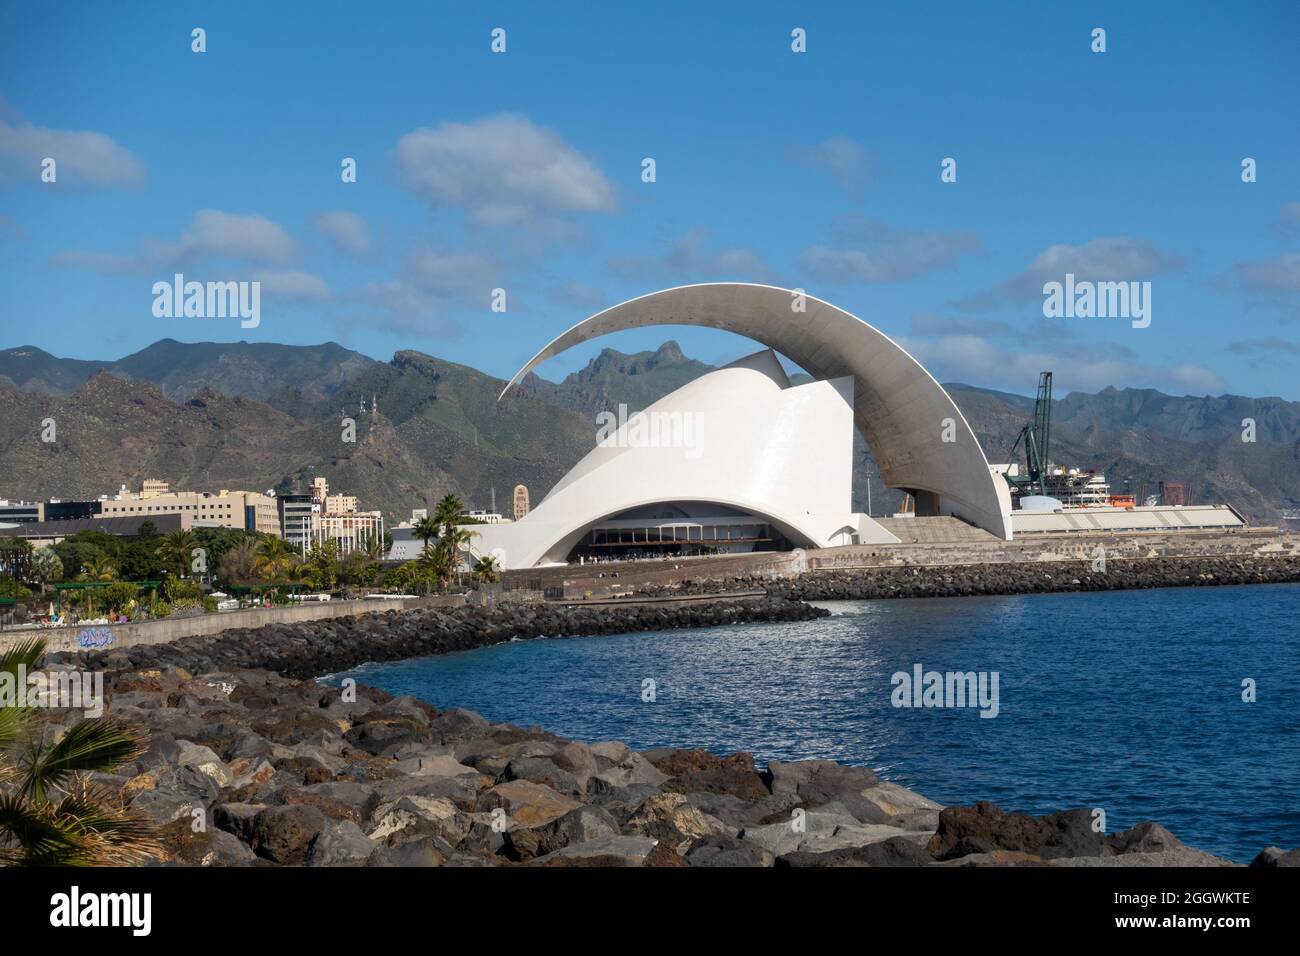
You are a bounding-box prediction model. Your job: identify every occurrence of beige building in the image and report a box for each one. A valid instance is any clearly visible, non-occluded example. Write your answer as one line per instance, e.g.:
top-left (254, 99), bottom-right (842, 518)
top-left (324, 494), bottom-right (358, 515)
top-left (99, 482), bottom-right (281, 534)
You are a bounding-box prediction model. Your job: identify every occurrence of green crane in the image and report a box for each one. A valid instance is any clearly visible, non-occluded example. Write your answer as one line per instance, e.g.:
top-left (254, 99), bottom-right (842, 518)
top-left (1007, 371), bottom-right (1053, 496)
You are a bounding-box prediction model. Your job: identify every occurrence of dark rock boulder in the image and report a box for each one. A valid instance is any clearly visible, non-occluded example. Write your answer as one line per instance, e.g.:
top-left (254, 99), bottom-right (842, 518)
top-left (1250, 846), bottom-right (1300, 867)
top-left (685, 833), bottom-right (774, 867)
top-left (653, 749), bottom-right (770, 801)
top-left (765, 758), bottom-right (879, 809)
top-left (248, 805), bottom-right (329, 864)
top-left (776, 836), bottom-right (936, 867)
top-left (928, 801), bottom-right (1105, 861)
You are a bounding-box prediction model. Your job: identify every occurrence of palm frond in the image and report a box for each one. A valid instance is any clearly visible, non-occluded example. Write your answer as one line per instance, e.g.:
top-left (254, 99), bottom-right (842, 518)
top-left (0, 637), bottom-right (45, 680)
top-left (20, 718), bottom-right (147, 803)
top-left (0, 793), bottom-right (84, 865)
top-left (49, 784), bottom-right (162, 866)
top-left (0, 705), bottom-right (32, 751)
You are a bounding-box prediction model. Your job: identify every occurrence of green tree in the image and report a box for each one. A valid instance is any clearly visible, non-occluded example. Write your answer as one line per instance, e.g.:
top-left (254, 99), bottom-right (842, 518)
top-left (253, 536), bottom-right (293, 582)
top-left (155, 530), bottom-right (199, 579)
top-left (31, 548), bottom-right (63, 590)
top-left (101, 581), bottom-right (139, 615)
top-left (284, 558), bottom-right (311, 587)
top-left (412, 541), bottom-right (453, 593)
top-left (472, 554), bottom-right (502, 584)
top-left (195, 527), bottom-right (257, 578)
top-left (77, 555), bottom-right (117, 583)
top-left (304, 540), bottom-right (340, 591)
top-left (0, 639), bottom-right (161, 866)
top-left (217, 540), bottom-right (258, 586)
top-left (0, 539), bottom-right (34, 583)
top-left (412, 515), bottom-right (440, 549)
top-left (431, 493), bottom-right (465, 536)
top-left (0, 576), bottom-right (31, 599)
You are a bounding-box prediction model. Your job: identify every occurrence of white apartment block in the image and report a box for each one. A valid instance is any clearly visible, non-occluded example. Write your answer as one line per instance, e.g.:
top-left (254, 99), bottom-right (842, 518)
top-left (309, 510), bottom-right (385, 556)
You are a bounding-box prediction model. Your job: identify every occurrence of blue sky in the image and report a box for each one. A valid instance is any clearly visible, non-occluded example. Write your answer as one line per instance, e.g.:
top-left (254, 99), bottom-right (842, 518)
top-left (1, 1), bottom-right (1298, 398)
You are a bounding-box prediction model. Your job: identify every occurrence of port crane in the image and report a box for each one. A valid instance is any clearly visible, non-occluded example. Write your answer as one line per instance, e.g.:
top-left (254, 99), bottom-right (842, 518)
top-left (1007, 371), bottom-right (1053, 497)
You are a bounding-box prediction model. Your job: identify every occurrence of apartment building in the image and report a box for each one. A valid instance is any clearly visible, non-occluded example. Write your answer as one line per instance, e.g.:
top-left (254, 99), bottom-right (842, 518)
top-left (310, 510), bottom-right (385, 556)
top-left (99, 481), bottom-right (281, 534)
top-left (324, 494), bottom-right (359, 515)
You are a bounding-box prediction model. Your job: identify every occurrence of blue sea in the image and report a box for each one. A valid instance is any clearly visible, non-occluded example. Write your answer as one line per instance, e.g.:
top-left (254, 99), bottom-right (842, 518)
top-left (324, 583), bottom-right (1300, 862)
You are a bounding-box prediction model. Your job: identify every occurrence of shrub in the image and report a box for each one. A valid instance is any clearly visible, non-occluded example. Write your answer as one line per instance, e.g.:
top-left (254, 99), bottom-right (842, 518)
top-left (202, 595), bottom-right (218, 613)
top-left (161, 577), bottom-right (202, 603)
top-left (101, 580), bottom-right (139, 614)
top-left (150, 600), bottom-right (173, 618)
top-left (0, 574), bottom-right (32, 599)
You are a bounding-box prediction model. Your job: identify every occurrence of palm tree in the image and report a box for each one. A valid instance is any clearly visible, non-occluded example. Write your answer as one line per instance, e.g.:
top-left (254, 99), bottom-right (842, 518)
top-left (0, 638), bottom-right (161, 866)
top-left (361, 533), bottom-right (387, 564)
top-left (284, 558), bottom-right (311, 587)
top-left (451, 526), bottom-right (479, 585)
top-left (472, 555), bottom-right (502, 584)
top-left (31, 548), bottom-right (63, 592)
top-left (412, 515), bottom-right (440, 549)
top-left (253, 536), bottom-right (293, 583)
top-left (78, 555), bottom-right (117, 583)
top-left (431, 493), bottom-right (465, 537)
top-left (415, 542), bottom-right (451, 595)
top-left (155, 529), bottom-right (199, 579)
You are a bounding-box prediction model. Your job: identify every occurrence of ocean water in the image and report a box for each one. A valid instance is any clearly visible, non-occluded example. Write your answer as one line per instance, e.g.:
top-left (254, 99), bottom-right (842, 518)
top-left (324, 583), bottom-right (1300, 862)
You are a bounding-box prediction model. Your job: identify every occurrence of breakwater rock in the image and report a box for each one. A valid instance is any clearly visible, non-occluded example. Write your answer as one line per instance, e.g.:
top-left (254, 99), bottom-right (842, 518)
top-left (50, 597), bottom-right (827, 680)
top-left (667, 554), bottom-right (1300, 602)
top-left (48, 664), bottom-right (1273, 867)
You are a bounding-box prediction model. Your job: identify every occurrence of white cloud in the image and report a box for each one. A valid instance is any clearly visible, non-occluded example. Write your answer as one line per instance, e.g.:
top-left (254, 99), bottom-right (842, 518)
top-left (345, 245), bottom-right (503, 337)
top-left (607, 228), bottom-right (770, 280)
top-left (1225, 336), bottom-right (1300, 367)
top-left (55, 209), bottom-right (298, 275)
top-left (957, 236), bottom-right (1185, 309)
top-left (314, 211), bottom-right (373, 256)
top-left (1232, 252), bottom-right (1300, 293)
top-left (403, 247), bottom-right (503, 296)
top-left (394, 114), bottom-right (617, 228)
top-left (786, 136), bottom-right (878, 199)
top-left (550, 282), bottom-right (604, 309)
top-left (1274, 202), bottom-right (1300, 236)
top-left (909, 312), bottom-right (1014, 339)
top-left (254, 270), bottom-right (330, 301)
top-left (900, 332), bottom-right (1225, 396)
top-left (169, 210), bottom-right (296, 264)
top-left (0, 115), bottom-right (145, 189)
top-left (800, 216), bottom-right (981, 283)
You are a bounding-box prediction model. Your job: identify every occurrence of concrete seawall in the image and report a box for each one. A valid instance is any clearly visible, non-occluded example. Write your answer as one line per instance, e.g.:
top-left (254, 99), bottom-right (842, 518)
top-left (0, 597), bottom-right (461, 654)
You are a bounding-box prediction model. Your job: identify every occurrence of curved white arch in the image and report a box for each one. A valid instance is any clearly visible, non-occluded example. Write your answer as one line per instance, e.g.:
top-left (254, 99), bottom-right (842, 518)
top-left (473, 354), bottom-right (895, 568)
top-left (501, 282), bottom-right (1012, 539)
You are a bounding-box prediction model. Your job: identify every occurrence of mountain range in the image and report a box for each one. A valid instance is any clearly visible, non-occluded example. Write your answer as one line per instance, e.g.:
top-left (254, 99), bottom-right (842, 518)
top-left (2, 340), bottom-right (1297, 526)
